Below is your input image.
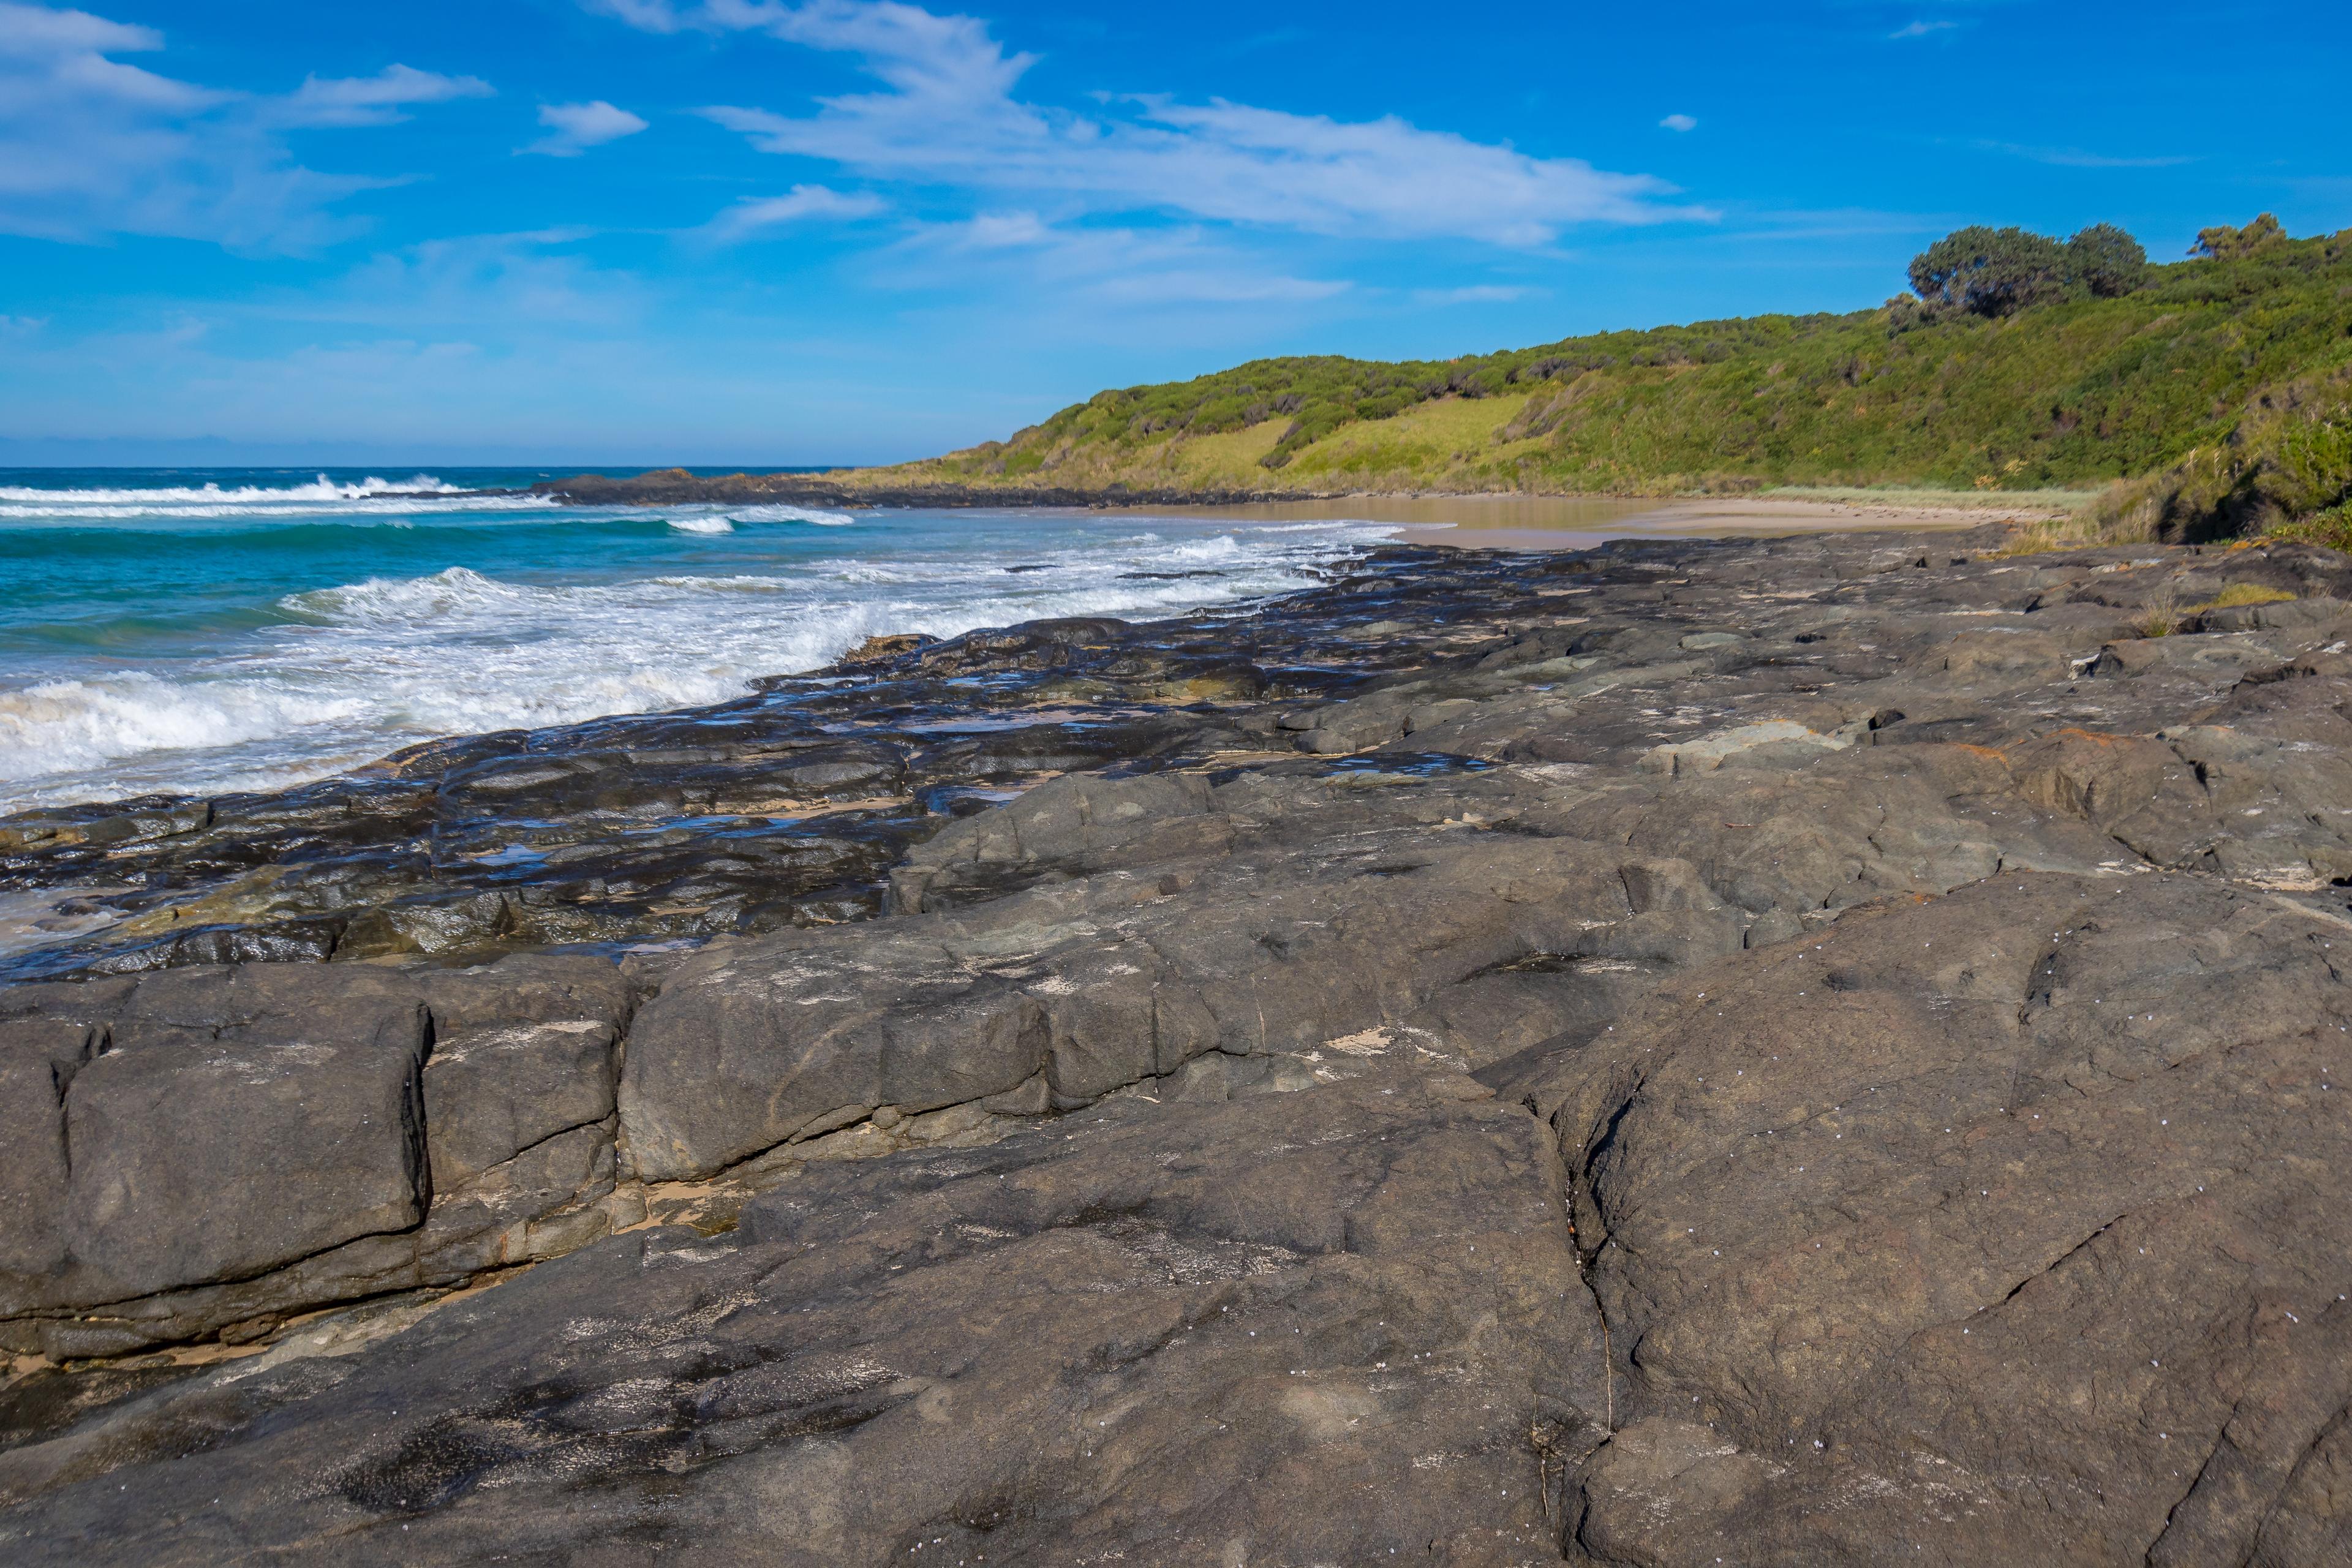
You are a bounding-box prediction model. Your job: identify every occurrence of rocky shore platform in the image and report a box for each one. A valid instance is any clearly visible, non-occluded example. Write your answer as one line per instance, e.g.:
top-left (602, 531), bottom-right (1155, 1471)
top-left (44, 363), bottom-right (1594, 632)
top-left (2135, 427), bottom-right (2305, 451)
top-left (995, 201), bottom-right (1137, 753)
top-left (6, 527), bottom-right (2352, 1564)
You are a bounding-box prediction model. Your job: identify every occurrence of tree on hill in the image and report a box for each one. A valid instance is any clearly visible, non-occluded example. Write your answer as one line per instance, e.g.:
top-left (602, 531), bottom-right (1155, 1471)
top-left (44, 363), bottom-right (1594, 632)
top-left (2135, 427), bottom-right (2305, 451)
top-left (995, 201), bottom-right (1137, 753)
top-left (1907, 222), bottom-right (2150, 317)
top-left (2066, 223), bottom-right (2149, 296)
top-left (1909, 226), bottom-right (2070, 317)
top-left (2191, 213), bottom-right (2290, 258)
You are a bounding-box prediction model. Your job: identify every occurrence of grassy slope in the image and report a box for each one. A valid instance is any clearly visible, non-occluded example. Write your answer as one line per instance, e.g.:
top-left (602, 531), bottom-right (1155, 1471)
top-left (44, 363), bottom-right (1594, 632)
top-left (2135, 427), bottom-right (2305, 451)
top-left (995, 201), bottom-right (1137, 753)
top-left (850, 232), bottom-right (2352, 526)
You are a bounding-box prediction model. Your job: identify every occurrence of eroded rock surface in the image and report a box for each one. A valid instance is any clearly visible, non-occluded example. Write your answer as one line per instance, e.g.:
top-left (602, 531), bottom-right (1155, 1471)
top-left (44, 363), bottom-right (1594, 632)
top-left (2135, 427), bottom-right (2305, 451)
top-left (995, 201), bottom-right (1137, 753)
top-left (6, 529), bottom-right (2352, 1563)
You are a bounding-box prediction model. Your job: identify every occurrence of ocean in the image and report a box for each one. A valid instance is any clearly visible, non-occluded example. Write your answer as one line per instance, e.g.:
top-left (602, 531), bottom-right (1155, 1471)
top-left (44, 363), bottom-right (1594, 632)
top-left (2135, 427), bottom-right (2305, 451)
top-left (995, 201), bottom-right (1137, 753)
top-left (0, 468), bottom-right (1400, 815)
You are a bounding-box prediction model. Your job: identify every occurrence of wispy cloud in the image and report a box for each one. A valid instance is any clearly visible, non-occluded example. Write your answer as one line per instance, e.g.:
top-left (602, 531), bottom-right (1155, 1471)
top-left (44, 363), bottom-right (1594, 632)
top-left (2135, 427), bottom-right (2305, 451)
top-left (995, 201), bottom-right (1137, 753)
top-left (524, 99), bottom-right (649, 156)
top-left (1659, 113), bottom-right (1698, 133)
top-left (301, 231), bottom-right (649, 334)
top-left (1889, 20), bottom-right (1958, 39)
top-left (606, 0), bottom-right (1703, 246)
top-left (0, 3), bottom-right (489, 250)
top-left (1973, 139), bottom-right (2193, 170)
top-left (1412, 284), bottom-right (1543, 304)
top-left (878, 211), bottom-right (1351, 307)
top-left (926, 210), bottom-right (1054, 251)
top-left (698, 182), bottom-right (888, 240)
top-left (273, 64), bottom-right (492, 128)
top-left (1691, 205), bottom-right (1951, 246)
top-left (579, 0), bottom-right (698, 30)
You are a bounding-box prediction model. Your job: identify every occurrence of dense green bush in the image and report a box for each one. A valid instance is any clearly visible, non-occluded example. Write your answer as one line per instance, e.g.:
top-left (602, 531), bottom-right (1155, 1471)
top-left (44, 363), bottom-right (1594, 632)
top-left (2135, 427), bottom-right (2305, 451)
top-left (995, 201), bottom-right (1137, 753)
top-left (1907, 222), bottom-right (2149, 317)
top-left (2192, 213), bottom-right (2290, 259)
top-left (1909, 226), bottom-right (2072, 317)
top-left (2066, 224), bottom-right (2149, 298)
top-left (2093, 366), bottom-right (2352, 542)
top-left (2276, 417), bottom-right (2352, 515)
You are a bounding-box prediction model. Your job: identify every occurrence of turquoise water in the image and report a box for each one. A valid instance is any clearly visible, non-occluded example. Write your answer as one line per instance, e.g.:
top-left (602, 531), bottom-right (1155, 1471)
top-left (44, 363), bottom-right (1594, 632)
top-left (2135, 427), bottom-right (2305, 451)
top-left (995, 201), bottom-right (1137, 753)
top-left (0, 468), bottom-right (1396, 813)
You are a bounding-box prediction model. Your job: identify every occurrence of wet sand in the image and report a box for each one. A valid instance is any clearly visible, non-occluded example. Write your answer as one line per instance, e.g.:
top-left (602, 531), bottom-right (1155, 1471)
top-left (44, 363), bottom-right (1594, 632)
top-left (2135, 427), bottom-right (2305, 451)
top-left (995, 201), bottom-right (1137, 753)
top-left (1116, 493), bottom-right (2068, 551)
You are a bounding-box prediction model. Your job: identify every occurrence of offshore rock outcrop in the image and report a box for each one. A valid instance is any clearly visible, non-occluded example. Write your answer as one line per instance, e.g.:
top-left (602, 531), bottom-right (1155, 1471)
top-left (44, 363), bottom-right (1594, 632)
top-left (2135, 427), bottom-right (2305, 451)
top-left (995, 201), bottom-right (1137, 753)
top-left (529, 467), bottom-right (1311, 509)
top-left (4, 529), bottom-right (2352, 1563)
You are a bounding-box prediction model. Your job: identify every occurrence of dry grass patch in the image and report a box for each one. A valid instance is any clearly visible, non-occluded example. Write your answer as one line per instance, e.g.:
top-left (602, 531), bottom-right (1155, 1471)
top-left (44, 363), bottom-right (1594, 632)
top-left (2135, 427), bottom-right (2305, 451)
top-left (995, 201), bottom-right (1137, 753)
top-left (2203, 582), bottom-right (2297, 609)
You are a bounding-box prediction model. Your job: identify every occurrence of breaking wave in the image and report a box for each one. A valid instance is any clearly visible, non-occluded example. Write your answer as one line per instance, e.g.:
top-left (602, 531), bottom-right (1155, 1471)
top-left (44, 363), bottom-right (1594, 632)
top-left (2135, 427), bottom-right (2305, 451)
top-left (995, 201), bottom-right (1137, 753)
top-left (722, 503), bottom-right (856, 526)
top-left (0, 492), bottom-right (1396, 810)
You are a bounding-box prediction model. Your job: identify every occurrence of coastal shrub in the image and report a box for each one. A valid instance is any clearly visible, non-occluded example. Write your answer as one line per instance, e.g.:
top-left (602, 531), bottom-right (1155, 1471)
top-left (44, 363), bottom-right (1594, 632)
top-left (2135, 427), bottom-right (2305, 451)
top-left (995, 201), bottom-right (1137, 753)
top-left (2095, 375), bottom-right (2352, 543)
top-left (2192, 213), bottom-right (2290, 259)
top-left (1882, 293), bottom-right (1932, 333)
top-left (1909, 226), bottom-right (2072, 317)
top-left (2274, 417), bottom-right (2352, 516)
top-left (2067, 224), bottom-right (2150, 298)
top-left (2138, 582), bottom-right (2187, 636)
top-left (2266, 497), bottom-right (2352, 553)
top-left (1908, 223), bottom-right (2150, 318)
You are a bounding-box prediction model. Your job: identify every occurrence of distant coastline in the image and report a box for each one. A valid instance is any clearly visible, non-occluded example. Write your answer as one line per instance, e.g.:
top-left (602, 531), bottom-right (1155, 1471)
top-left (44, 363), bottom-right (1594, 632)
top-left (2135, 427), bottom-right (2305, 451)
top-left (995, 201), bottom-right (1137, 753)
top-left (528, 465), bottom-right (2085, 553)
top-left (530, 462), bottom-right (2092, 515)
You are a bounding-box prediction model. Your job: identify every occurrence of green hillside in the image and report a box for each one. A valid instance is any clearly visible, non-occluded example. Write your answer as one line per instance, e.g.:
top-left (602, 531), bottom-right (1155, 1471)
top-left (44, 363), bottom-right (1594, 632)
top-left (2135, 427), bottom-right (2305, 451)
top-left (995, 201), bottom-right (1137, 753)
top-left (854, 217), bottom-right (2352, 543)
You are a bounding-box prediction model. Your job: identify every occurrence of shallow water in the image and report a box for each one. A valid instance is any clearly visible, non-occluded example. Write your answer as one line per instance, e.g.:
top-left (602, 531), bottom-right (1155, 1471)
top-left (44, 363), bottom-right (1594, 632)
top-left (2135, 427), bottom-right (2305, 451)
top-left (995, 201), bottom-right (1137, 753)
top-left (0, 468), bottom-right (1399, 812)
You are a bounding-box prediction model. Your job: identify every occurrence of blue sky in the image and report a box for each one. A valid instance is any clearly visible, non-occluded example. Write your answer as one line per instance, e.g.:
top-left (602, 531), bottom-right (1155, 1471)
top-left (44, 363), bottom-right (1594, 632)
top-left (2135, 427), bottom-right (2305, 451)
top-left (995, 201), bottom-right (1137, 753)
top-left (1, 0), bottom-right (2345, 466)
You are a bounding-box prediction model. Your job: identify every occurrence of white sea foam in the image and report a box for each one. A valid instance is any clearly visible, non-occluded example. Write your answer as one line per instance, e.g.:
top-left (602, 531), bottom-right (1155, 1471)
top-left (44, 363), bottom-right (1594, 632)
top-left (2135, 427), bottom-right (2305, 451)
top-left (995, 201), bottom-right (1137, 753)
top-left (0, 473), bottom-right (564, 523)
top-left (0, 511), bottom-right (1393, 810)
top-left (0, 676), bottom-right (368, 793)
top-left (0, 474), bottom-right (465, 505)
top-left (722, 503), bottom-right (856, 526)
top-left (667, 516), bottom-right (736, 535)
top-left (0, 497), bottom-right (557, 521)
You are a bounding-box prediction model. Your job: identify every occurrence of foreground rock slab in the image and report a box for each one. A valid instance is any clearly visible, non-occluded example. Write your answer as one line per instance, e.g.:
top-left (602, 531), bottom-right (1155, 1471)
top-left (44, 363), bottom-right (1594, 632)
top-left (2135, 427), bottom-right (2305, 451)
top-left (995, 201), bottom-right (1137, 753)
top-left (1539, 871), bottom-right (2352, 1566)
top-left (1, 1065), bottom-right (1598, 1566)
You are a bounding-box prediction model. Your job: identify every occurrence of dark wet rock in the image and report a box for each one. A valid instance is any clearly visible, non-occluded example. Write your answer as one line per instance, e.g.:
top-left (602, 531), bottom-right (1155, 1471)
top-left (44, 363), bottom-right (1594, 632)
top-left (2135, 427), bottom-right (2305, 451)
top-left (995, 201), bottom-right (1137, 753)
top-left (530, 468), bottom-right (1311, 510)
top-left (8, 528), bottom-right (2352, 1561)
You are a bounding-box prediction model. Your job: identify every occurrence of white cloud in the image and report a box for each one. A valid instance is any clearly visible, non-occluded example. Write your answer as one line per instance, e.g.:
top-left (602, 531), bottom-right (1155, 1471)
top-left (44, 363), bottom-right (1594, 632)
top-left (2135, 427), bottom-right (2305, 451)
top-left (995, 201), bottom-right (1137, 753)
top-left (609, 1), bottom-right (1699, 245)
top-left (1889, 20), bottom-right (1958, 39)
top-left (579, 0), bottom-right (694, 30)
top-left (1088, 266), bottom-right (1348, 306)
top-left (1412, 285), bottom-right (1540, 305)
top-left (1659, 113), bottom-right (1698, 133)
top-left (940, 211), bottom-right (1054, 250)
top-left (524, 99), bottom-right (650, 156)
top-left (0, 4), bottom-right (489, 250)
top-left (698, 182), bottom-right (888, 240)
top-left (274, 64), bottom-right (492, 128)
top-left (878, 211), bottom-right (1351, 307)
top-left (1, 3), bottom-right (162, 57)
top-left (1973, 140), bottom-right (2192, 170)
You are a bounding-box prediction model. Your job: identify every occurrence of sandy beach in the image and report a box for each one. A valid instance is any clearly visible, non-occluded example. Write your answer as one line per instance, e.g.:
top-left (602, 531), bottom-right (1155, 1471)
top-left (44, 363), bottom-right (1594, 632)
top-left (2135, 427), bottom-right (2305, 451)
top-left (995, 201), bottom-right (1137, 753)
top-left (1110, 491), bottom-right (2071, 550)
